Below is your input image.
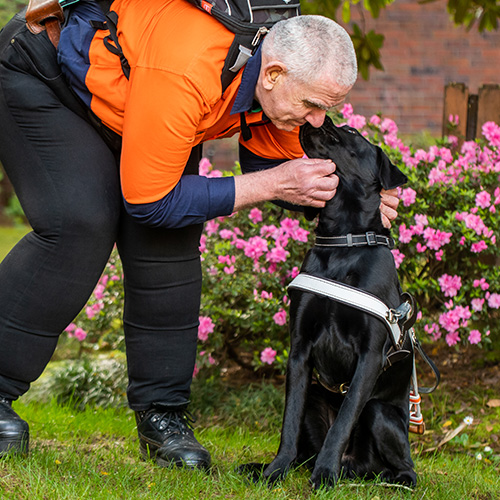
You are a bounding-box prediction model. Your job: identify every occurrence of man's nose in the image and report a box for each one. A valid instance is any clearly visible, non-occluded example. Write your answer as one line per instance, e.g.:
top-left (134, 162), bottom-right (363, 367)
top-left (305, 109), bottom-right (326, 128)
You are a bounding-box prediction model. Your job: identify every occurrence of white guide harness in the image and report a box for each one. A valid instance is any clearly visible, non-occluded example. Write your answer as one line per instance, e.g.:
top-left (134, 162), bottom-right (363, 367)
top-left (288, 272), bottom-right (432, 433)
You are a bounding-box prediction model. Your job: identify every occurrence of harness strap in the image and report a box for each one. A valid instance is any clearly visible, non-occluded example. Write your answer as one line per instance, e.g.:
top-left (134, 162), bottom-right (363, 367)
top-left (411, 332), bottom-right (441, 394)
top-left (288, 273), bottom-right (408, 349)
top-left (315, 232), bottom-right (394, 249)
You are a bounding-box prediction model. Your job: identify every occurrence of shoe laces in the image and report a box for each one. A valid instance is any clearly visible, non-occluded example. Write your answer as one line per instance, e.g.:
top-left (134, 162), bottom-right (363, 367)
top-left (150, 409), bottom-right (196, 435)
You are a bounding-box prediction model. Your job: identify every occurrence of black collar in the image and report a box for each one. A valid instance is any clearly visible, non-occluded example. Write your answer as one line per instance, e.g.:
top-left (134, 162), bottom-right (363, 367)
top-left (315, 232), bottom-right (394, 249)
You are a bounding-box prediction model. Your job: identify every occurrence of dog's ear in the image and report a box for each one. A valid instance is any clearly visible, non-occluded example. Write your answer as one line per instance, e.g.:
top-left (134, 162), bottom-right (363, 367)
top-left (304, 206), bottom-right (321, 221)
top-left (377, 147), bottom-right (408, 189)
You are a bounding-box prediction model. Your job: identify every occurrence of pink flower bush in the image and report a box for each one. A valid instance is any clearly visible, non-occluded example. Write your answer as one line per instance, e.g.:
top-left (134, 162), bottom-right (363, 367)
top-left (68, 112), bottom-right (500, 374)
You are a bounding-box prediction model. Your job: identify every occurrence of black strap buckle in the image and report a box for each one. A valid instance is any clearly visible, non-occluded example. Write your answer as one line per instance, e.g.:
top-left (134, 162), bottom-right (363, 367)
top-left (366, 231), bottom-right (377, 246)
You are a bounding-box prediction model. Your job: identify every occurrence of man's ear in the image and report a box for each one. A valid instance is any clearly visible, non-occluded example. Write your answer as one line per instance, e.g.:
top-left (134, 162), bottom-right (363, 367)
top-left (261, 62), bottom-right (286, 90)
top-left (377, 146), bottom-right (408, 189)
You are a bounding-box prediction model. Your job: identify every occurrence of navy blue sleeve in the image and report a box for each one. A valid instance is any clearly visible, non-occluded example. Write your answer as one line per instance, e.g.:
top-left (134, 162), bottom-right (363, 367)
top-left (124, 175), bottom-right (235, 228)
top-left (239, 144), bottom-right (304, 213)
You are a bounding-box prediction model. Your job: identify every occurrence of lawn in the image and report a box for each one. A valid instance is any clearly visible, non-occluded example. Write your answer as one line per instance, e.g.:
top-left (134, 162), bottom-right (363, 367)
top-left (0, 369), bottom-right (499, 500)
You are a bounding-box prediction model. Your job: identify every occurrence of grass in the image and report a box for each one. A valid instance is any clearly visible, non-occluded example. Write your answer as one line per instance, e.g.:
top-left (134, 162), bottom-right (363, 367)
top-left (1, 376), bottom-right (499, 500)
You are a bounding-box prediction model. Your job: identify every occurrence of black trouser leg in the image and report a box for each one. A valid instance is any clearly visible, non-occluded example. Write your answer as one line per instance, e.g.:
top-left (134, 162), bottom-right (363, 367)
top-left (118, 147), bottom-right (203, 411)
top-left (0, 17), bottom-right (121, 399)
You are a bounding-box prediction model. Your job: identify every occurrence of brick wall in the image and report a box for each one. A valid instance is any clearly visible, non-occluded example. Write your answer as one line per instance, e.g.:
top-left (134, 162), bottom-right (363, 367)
top-left (346, 0), bottom-right (500, 135)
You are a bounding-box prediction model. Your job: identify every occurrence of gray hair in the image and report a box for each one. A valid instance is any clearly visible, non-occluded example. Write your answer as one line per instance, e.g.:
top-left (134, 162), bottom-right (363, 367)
top-left (262, 15), bottom-right (357, 88)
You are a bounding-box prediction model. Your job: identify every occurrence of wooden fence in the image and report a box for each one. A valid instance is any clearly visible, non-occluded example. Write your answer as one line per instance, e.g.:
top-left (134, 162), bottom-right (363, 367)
top-left (443, 83), bottom-right (500, 141)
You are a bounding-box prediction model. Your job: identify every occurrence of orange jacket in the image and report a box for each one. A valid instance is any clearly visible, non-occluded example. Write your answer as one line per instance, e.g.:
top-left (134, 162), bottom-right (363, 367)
top-left (59, 0), bottom-right (304, 210)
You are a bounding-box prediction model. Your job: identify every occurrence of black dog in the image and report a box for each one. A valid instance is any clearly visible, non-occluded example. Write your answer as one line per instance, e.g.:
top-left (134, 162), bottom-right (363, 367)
top-left (243, 116), bottom-right (417, 490)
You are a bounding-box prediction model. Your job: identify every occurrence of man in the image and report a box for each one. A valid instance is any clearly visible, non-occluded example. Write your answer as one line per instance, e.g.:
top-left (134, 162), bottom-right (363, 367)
top-left (0, 0), bottom-right (398, 470)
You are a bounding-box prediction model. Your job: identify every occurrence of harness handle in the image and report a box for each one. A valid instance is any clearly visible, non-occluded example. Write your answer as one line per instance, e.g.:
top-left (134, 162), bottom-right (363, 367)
top-left (26, 0), bottom-right (65, 47)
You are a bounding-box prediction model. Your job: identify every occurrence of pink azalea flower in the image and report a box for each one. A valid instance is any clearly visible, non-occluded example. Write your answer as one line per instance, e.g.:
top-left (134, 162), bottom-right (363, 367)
top-left (85, 306), bottom-right (98, 319)
top-left (244, 236), bottom-right (268, 259)
top-left (435, 250), bottom-right (444, 261)
top-left (380, 118), bottom-right (398, 135)
top-left (475, 191), bottom-right (491, 209)
top-left (260, 347), bottom-right (277, 365)
top-left (445, 331), bottom-right (460, 346)
top-left (198, 316), bottom-right (215, 341)
top-left (391, 249), bottom-right (405, 269)
top-left (249, 208), bottom-right (263, 224)
top-left (471, 241), bottom-right (488, 253)
top-left (224, 265), bottom-right (235, 274)
top-left (398, 224), bottom-right (412, 243)
top-left (199, 234), bottom-right (207, 253)
top-left (369, 114), bottom-right (381, 126)
top-left (208, 169), bottom-right (223, 178)
top-left (65, 323), bottom-right (77, 333)
top-left (438, 274), bottom-right (462, 297)
top-left (473, 278), bottom-right (489, 290)
top-left (448, 114), bottom-right (459, 126)
top-left (471, 298), bottom-right (484, 311)
top-left (468, 330), bottom-right (481, 345)
top-left (74, 328), bottom-right (87, 341)
top-left (487, 293), bottom-right (500, 309)
top-left (219, 229), bottom-right (234, 239)
top-left (205, 219), bottom-right (220, 236)
top-left (424, 322), bottom-right (441, 341)
top-left (198, 157), bottom-right (212, 176)
top-left (266, 246), bottom-right (289, 264)
top-left (414, 214), bottom-right (428, 226)
top-left (341, 103), bottom-right (353, 118)
top-left (93, 284), bottom-right (106, 300)
top-left (347, 114), bottom-right (366, 129)
top-left (482, 121), bottom-right (500, 147)
top-left (416, 243), bottom-right (427, 253)
top-left (400, 187), bottom-right (416, 207)
top-left (273, 308), bottom-right (287, 326)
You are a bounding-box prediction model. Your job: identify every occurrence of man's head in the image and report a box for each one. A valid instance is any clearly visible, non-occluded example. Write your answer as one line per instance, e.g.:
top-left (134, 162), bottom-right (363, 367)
top-left (255, 15), bottom-right (357, 131)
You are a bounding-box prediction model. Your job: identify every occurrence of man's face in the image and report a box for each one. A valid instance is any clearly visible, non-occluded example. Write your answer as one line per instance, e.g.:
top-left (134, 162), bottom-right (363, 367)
top-left (256, 70), bottom-right (351, 132)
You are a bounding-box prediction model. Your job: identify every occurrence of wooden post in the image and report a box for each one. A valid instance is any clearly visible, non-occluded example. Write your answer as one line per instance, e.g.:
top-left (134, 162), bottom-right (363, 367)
top-left (477, 84), bottom-right (500, 136)
top-left (442, 83), bottom-right (469, 140)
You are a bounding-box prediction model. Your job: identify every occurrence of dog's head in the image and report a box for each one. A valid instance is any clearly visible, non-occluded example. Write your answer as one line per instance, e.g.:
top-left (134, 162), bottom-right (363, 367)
top-left (299, 116), bottom-right (408, 223)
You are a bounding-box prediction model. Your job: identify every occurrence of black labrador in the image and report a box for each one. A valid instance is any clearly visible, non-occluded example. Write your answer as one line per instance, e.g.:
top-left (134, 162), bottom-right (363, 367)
top-left (242, 116), bottom-right (417, 489)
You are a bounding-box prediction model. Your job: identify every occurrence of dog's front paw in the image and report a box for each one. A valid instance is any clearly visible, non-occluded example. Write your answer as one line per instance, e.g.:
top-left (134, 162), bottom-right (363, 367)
top-left (310, 465), bottom-right (338, 490)
top-left (236, 463), bottom-right (269, 484)
top-left (263, 457), bottom-right (292, 484)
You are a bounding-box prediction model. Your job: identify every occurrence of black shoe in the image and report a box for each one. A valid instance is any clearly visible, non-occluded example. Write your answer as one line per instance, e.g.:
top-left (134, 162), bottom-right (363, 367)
top-left (0, 397), bottom-right (29, 456)
top-left (135, 406), bottom-right (211, 470)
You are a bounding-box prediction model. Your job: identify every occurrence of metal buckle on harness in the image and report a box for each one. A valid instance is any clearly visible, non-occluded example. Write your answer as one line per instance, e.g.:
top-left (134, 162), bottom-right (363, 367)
top-left (366, 231), bottom-right (377, 246)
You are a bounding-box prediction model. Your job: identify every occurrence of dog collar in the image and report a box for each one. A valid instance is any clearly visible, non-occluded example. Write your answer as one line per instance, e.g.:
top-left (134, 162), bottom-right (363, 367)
top-left (315, 232), bottom-right (394, 249)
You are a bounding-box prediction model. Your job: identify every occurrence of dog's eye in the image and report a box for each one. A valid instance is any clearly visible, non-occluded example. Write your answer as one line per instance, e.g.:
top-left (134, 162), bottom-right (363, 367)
top-left (347, 129), bottom-right (358, 135)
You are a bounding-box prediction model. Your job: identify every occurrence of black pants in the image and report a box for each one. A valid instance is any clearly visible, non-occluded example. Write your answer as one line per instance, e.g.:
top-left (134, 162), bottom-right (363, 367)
top-left (0, 12), bottom-right (203, 411)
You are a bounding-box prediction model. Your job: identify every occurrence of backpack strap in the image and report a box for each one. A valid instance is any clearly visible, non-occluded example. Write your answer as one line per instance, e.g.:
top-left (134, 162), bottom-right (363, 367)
top-left (25, 0), bottom-right (65, 47)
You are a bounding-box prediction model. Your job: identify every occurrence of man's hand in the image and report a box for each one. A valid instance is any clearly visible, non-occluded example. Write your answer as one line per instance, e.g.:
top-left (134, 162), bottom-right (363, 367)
top-left (380, 189), bottom-right (400, 228)
top-left (233, 158), bottom-right (339, 212)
